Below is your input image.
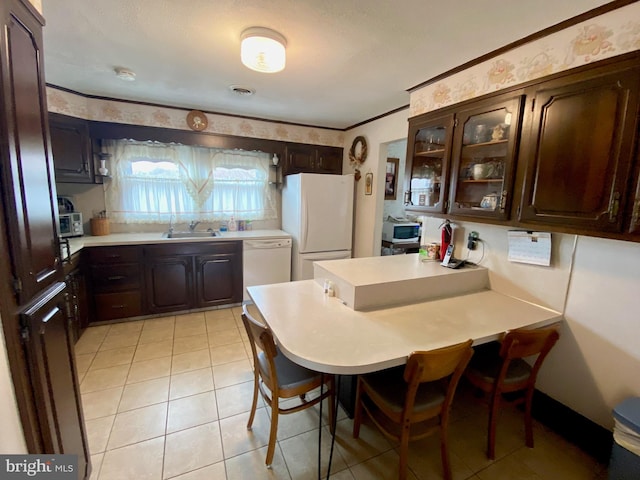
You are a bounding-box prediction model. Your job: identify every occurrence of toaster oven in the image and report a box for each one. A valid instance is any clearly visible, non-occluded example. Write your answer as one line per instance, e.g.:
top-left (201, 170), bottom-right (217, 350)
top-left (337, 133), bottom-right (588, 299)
top-left (59, 212), bottom-right (84, 238)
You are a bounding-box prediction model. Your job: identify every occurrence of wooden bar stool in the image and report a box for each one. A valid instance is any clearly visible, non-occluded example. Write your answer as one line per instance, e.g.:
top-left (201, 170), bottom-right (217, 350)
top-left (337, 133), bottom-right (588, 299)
top-left (465, 327), bottom-right (560, 459)
top-left (352, 340), bottom-right (474, 480)
top-left (241, 305), bottom-right (335, 466)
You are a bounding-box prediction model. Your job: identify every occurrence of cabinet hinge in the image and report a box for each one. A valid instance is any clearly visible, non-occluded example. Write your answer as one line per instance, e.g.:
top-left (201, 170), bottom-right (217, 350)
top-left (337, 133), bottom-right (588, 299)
top-left (499, 190), bottom-right (508, 213)
top-left (609, 191), bottom-right (621, 223)
top-left (632, 199), bottom-right (640, 228)
top-left (12, 277), bottom-right (23, 295)
top-left (20, 324), bottom-right (30, 344)
top-left (453, 118), bottom-right (458, 127)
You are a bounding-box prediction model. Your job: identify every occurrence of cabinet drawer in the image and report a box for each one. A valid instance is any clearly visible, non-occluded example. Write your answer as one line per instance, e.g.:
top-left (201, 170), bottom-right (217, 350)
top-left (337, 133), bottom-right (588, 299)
top-left (90, 264), bottom-right (140, 292)
top-left (144, 241), bottom-right (240, 257)
top-left (93, 291), bottom-right (142, 321)
top-left (87, 246), bottom-right (141, 264)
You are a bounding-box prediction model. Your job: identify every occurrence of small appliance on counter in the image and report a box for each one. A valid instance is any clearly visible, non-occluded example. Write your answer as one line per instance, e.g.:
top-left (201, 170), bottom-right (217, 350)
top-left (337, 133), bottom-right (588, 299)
top-left (57, 196), bottom-right (84, 237)
top-left (382, 217), bottom-right (421, 243)
top-left (59, 212), bottom-right (83, 238)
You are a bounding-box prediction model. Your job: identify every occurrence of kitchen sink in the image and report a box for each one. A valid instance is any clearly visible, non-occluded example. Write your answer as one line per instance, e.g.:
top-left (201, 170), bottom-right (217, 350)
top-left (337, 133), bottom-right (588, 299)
top-left (162, 231), bottom-right (218, 238)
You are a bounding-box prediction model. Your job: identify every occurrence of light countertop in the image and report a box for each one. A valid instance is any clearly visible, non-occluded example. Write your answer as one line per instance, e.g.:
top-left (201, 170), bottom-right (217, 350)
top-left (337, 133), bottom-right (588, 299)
top-left (65, 229), bottom-right (291, 256)
top-left (247, 280), bottom-right (562, 375)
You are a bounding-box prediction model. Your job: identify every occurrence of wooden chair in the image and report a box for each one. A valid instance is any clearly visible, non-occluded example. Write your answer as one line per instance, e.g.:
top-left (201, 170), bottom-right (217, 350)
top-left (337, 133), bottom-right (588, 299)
top-left (241, 305), bottom-right (335, 466)
top-left (352, 340), bottom-right (474, 480)
top-left (464, 327), bottom-right (560, 459)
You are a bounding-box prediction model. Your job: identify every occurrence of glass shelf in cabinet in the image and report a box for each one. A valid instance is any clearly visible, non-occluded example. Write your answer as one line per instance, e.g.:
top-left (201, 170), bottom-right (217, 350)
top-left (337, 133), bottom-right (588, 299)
top-left (460, 178), bottom-right (503, 183)
top-left (462, 139), bottom-right (508, 148)
top-left (415, 147), bottom-right (445, 156)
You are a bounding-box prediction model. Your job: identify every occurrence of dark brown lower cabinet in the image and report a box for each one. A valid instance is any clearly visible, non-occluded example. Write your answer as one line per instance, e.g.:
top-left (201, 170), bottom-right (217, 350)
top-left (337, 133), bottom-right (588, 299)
top-left (21, 281), bottom-right (90, 477)
top-left (145, 255), bottom-right (193, 313)
top-left (144, 241), bottom-right (242, 314)
top-left (195, 248), bottom-right (242, 308)
top-left (63, 252), bottom-right (89, 343)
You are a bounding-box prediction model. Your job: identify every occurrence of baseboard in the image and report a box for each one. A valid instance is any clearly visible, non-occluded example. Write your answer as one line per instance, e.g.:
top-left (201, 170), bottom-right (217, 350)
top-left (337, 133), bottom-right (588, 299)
top-left (532, 390), bottom-right (613, 464)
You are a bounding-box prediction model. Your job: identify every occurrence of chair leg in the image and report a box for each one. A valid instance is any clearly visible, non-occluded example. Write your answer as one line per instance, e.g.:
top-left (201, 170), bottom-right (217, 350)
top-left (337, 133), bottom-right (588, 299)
top-left (265, 395), bottom-right (280, 466)
top-left (487, 391), bottom-right (501, 460)
top-left (247, 370), bottom-right (260, 429)
top-left (398, 428), bottom-right (410, 480)
top-left (524, 385), bottom-right (535, 448)
top-left (440, 424), bottom-right (452, 480)
top-left (352, 378), bottom-right (363, 439)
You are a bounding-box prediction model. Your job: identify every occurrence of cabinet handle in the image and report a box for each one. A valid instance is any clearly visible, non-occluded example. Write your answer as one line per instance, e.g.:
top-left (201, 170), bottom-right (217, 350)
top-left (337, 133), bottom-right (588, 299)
top-left (500, 190), bottom-right (508, 213)
top-left (609, 191), bottom-right (620, 223)
top-left (111, 304), bottom-right (126, 309)
top-left (107, 275), bottom-right (126, 281)
top-left (42, 306), bottom-right (60, 324)
top-left (106, 254), bottom-right (121, 259)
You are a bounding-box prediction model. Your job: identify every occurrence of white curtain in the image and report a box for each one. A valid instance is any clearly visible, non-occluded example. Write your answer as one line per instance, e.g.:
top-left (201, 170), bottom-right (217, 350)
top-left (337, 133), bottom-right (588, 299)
top-left (104, 139), bottom-right (276, 224)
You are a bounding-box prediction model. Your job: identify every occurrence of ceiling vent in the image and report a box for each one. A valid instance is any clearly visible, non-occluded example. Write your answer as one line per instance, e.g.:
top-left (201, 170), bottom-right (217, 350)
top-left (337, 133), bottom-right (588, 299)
top-left (229, 85), bottom-right (255, 96)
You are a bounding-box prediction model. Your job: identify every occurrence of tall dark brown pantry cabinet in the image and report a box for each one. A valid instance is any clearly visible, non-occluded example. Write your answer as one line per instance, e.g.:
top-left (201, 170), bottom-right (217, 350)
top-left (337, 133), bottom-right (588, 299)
top-left (0, 1), bottom-right (90, 478)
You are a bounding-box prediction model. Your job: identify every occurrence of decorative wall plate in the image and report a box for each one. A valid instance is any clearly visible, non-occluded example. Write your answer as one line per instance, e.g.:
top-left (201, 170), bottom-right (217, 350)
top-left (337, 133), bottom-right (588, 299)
top-left (186, 110), bottom-right (208, 131)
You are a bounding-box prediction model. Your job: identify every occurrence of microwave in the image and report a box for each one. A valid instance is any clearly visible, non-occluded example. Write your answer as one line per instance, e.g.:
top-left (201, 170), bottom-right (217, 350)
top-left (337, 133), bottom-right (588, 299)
top-left (382, 221), bottom-right (420, 243)
top-left (59, 212), bottom-right (83, 238)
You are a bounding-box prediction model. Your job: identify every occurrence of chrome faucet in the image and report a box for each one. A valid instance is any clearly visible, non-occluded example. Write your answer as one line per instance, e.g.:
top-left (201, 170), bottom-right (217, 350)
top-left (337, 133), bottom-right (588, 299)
top-left (188, 220), bottom-right (200, 232)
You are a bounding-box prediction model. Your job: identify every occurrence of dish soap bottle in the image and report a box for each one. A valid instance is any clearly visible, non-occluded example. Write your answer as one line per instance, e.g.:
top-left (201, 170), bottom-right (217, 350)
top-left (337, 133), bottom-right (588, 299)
top-left (228, 216), bottom-right (237, 232)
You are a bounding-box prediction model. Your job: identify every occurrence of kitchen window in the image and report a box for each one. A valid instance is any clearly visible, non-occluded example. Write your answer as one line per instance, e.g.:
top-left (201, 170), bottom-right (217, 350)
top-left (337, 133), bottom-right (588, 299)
top-left (103, 139), bottom-right (277, 224)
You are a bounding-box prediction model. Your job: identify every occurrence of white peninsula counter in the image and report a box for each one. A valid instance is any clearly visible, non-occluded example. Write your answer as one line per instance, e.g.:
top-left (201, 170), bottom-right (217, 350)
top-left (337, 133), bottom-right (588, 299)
top-left (247, 254), bottom-right (562, 375)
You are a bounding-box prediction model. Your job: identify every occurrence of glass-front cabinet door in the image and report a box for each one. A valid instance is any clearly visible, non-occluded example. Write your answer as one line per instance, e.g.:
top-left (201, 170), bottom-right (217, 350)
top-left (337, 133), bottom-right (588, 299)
top-left (448, 95), bottom-right (523, 219)
top-left (406, 114), bottom-right (454, 213)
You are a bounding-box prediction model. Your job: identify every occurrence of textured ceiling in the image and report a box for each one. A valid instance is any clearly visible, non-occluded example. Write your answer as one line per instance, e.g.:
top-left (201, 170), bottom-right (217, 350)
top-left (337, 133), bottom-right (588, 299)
top-left (42, 0), bottom-right (612, 129)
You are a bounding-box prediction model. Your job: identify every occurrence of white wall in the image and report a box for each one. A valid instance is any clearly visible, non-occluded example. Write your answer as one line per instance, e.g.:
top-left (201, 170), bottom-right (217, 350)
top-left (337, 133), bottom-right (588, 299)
top-left (539, 237), bottom-right (640, 428)
top-left (0, 313), bottom-right (27, 452)
top-left (343, 109), bottom-right (409, 258)
top-left (382, 140), bottom-right (408, 220)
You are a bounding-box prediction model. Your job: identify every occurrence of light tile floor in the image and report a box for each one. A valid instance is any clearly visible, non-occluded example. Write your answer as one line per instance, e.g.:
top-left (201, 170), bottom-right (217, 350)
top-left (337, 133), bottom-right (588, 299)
top-left (75, 305), bottom-right (608, 480)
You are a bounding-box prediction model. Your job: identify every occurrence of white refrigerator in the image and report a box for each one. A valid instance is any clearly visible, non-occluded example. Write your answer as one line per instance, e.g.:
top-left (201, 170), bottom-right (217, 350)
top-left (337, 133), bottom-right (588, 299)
top-left (282, 173), bottom-right (354, 280)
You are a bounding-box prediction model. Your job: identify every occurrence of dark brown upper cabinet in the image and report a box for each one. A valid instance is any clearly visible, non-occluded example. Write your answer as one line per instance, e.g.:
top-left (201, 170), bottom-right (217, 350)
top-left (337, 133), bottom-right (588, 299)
top-left (517, 64), bottom-right (640, 232)
top-left (49, 113), bottom-right (94, 183)
top-left (283, 144), bottom-right (343, 176)
top-left (448, 94), bottom-right (524, 220)
top-left (405, 93), bottom-right (523, 220)
top-left (405, 113), bottom-right (454, 213)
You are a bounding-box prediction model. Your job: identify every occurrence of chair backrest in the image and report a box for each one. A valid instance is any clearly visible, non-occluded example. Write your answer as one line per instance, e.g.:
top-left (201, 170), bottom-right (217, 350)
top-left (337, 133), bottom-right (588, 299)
top-left (497, 326), bottom-right (560, 388)
top-left (241, 305), bottom-right (279, 388)
top-left (402, 339), bottom-right (474, 418)
top-left (500, 327), bottom-right (559, 360)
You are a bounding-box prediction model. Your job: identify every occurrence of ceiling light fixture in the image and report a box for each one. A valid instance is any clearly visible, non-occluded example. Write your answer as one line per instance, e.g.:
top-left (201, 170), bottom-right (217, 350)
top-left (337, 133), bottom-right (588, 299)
top-left (240, 27), bottom-right (287, 73)
top-left (114, 67), bottom-right (136, 81)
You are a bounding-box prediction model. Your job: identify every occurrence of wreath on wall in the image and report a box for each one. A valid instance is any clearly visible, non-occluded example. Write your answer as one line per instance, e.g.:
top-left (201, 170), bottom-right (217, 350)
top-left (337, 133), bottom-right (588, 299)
top-left (349, 136), bottom-right (368, 181)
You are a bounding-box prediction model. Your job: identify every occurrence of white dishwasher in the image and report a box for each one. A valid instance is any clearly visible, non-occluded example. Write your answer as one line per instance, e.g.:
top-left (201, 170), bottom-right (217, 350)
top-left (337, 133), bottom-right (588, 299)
top-left (243, 237), bottom-right (292, 301)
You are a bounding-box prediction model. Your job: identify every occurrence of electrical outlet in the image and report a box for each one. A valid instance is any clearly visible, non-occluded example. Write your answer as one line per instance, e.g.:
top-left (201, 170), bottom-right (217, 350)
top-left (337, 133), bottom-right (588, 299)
top-left (467, 231), bottom-right (479, 250)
